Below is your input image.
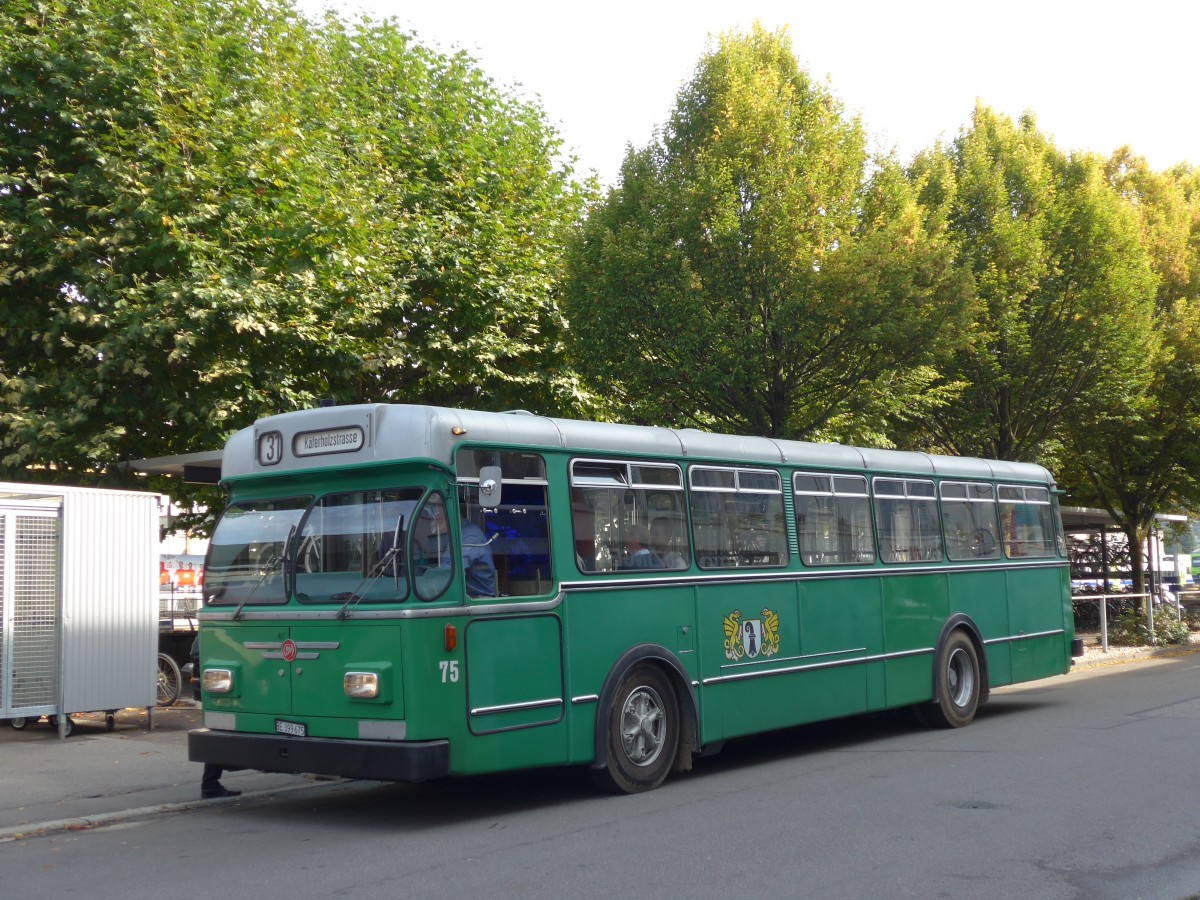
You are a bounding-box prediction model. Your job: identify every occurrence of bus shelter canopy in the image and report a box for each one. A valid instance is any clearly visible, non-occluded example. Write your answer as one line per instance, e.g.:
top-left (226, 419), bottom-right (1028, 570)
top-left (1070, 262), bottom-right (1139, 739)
top-left (121, 450), bottom-right (223, 484)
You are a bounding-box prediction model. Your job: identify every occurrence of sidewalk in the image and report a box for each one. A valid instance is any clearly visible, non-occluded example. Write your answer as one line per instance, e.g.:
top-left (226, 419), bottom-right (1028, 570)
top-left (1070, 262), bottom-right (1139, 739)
top-left (0, 703), bottom-right (326, 842)
top-left (1073, 633), bottom-right (1200, 669)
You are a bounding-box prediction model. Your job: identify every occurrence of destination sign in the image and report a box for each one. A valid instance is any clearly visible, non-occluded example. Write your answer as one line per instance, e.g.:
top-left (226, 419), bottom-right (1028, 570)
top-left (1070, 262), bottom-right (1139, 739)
top-left (292, 426), bottom-right (365, 458)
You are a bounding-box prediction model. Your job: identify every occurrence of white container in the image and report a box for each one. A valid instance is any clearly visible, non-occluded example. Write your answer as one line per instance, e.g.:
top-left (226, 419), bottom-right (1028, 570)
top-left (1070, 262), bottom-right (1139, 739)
top-left (0, 482), bottom-right (161, 732)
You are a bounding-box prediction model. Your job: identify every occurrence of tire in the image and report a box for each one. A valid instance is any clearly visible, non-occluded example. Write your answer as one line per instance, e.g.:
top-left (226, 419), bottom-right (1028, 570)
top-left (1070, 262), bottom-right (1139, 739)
top-left (919, 630), bottom-right (981, 728)
top-left (157, 652), bottom-right (182, 707)
top-left (10, 717), bottom-right (29, 730)
top-left (593, 665), bottom-right (679, 794)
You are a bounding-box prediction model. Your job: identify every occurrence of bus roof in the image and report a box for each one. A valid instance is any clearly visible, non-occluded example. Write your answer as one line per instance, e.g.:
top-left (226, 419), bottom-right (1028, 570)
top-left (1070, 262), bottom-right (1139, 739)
top-left (219, 403), bottom-right (1055, 486)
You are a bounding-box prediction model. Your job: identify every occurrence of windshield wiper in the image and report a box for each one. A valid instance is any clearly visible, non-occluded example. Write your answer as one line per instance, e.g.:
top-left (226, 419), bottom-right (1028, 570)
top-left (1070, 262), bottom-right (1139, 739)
top-left (335, 545), bottom-right (400, 619)
top-left (337, 515), bottom-right (405, 619)
top-left (232, 525), bottom-right (294, 620)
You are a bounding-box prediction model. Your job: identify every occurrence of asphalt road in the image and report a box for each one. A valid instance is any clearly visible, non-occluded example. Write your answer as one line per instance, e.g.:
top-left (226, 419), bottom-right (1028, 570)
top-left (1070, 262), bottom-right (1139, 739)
top-left (6, 656), bottom-right (1200, 900)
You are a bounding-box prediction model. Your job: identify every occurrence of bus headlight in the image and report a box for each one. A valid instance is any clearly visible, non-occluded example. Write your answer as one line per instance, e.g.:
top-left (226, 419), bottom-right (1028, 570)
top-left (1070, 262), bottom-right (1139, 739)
top-left (344, 671), bottom-right (380, 699)
top-left (202, 668), bottom-right (234, 694)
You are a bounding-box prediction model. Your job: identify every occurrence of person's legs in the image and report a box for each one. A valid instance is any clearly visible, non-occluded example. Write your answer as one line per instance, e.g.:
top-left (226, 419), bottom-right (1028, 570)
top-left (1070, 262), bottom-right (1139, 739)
top-left (201, 763), bottom-right (241, 798)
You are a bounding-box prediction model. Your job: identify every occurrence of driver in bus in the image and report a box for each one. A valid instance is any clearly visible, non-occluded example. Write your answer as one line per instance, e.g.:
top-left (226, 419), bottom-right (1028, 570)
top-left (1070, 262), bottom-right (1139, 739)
top-left (421, 500), bottom-right (496, 597)
top-left (459, 509), bottom-right (497, 598)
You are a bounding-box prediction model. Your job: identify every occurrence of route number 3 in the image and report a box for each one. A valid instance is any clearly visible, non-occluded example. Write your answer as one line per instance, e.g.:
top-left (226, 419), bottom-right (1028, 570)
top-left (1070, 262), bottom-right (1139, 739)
top-left (439, 660), bottom-right (460, 683)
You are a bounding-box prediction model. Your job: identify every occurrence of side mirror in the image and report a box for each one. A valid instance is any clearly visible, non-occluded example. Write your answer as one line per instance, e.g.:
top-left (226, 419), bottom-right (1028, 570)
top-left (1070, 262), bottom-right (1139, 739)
top-left (478, 466), bottom-right (502, 509)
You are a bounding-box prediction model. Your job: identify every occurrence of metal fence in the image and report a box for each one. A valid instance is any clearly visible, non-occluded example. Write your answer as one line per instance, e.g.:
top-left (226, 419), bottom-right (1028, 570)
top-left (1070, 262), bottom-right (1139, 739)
top-left (1073, 589), bottom-right (1197, 653)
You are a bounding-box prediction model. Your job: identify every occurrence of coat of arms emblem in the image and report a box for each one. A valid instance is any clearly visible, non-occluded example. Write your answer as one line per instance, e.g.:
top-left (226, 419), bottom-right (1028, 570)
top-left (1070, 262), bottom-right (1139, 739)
top-left (723, 608), bottom-right (780, 661)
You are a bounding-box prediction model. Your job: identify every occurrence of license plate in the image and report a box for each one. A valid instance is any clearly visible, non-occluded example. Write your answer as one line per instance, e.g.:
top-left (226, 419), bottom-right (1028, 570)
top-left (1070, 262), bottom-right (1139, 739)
top-left (275, 719), bottom-right (306, 737)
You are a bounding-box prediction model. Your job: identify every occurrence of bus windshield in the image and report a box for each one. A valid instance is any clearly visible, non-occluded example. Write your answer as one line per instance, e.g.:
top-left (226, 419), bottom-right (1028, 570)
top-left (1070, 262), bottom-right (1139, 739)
top-left (294, 487), bottom-right (430, 605)
top-left (206, 497), bottom-right (310, 606)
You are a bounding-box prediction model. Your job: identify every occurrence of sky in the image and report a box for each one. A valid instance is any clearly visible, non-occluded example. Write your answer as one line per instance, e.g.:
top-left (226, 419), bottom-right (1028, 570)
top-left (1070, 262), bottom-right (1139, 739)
top-left (296, 0), bottom-right (1198, 187)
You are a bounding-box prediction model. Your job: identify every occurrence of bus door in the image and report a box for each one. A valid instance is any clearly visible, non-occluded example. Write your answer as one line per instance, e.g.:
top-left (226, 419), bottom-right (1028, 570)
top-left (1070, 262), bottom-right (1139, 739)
top-left (456, 450), bottom-right (565, 737)
top-left (793, 473), bottom-right (878, 716)
top-left (689, 465), bottom-right (802, 738)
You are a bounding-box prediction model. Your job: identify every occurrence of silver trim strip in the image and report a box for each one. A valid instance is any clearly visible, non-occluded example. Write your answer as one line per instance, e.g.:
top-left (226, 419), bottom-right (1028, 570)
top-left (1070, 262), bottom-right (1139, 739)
top-left (571, 694), bottom-right (600, 705)
top-left (470, 697), bottom-right (564, 717)
top-left (245, 640), bottom-right (340, 660)
top-left (703, 646), bottom-right (935, 685)
top-left (201, 556), bottom-right (1067, 620)
top-left (719, 646), bottom-right (868, 672)
top-left (984, 629), bottom-right (1065, 645)
top-left (560, 558), bottom-right (1067, 592)
top-left (204, 597), bottom-right (565, 622)
top-left (702, 629), bottom-right (1066, 686)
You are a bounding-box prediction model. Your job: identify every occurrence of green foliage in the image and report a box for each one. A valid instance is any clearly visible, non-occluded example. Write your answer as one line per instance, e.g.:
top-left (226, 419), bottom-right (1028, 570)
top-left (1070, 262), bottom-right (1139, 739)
top-left (565, 24), bottom-right (969, 439)
top-left (2, 0), bottom-right (1196, 558)
top-left (0, 0), bottom-right (591, 501)
top-left (1108, 603), bottom-right (1192, 647)
top-left (1055, 155), bottom-right (1200, 591)
top-left (911, 105), bottom-right (1158, 465)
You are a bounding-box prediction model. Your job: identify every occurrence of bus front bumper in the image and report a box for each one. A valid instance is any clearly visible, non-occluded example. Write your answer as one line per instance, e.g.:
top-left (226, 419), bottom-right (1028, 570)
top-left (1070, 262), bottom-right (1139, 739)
top-left (188, 727), bottom-right (450, 783)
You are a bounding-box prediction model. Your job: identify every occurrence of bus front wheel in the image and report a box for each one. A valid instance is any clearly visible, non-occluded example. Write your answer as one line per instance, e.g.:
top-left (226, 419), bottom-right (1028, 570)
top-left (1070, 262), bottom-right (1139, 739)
top-left (594, 665), bottom-right (679, 794)
top-left (919, 630), bottom-right (980, 728)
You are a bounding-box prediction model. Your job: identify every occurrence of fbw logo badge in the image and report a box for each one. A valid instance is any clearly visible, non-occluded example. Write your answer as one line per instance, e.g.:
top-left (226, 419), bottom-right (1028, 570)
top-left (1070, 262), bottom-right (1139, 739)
top-left (723, 608), bottom-right (780, 661)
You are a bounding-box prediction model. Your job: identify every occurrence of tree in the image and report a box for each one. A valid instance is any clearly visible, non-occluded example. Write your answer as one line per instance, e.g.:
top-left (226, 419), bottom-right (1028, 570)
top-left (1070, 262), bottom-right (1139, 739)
top-left (0, 0), bottom-right (590, 511)
top-left (1057, 154), bottom-right (1200, 593)
top-left (310, 12), bottom-right (593, 414)
top-left (911, 105), bottom-right (1158, 465)
top-left (565, 24), bottom-right (967, 440)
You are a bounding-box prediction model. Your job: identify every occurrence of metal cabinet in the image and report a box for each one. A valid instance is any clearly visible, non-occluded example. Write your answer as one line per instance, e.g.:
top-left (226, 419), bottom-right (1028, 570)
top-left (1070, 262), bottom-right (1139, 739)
top-left (0, 484), bottom-right (160, 735)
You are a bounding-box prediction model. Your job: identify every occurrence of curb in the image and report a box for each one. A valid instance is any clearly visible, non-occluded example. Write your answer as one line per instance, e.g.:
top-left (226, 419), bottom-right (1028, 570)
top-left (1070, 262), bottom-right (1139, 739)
top-left (0, 779), bottom-right (344, 844)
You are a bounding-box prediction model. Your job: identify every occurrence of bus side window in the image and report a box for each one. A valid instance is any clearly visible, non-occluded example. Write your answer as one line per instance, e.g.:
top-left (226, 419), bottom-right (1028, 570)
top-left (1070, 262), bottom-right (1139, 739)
top-left (572, 489), bottom-right (597, 571)
top-left (569, 459), bottom-right (686, 574)
top-left (998, 485), bottom-right (1055, 558)
top-left (483, 481), bottom-right (551, 596)
top-left (940, 482), bottom-right (1000, 561)
top-left (455, 449), bottom-right (552, 597)
top-left (874, 478), bottom-right (941, 564)
top-left (690, 466), bottom-right (786, 569)
top-left (412, 492), bottom-right (453, 601)
top-left (795, 473), bottom-right (873, 566)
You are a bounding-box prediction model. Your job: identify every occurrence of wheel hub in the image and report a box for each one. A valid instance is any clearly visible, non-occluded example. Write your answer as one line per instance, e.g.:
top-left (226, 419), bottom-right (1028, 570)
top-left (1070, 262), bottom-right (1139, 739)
top-left (620, 686), bottom-right (665, 767)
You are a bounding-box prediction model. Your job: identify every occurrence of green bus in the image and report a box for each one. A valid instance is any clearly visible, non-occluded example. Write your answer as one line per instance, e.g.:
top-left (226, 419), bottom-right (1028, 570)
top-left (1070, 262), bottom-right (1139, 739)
top-left (190, 403), bottom-right (1078, 793)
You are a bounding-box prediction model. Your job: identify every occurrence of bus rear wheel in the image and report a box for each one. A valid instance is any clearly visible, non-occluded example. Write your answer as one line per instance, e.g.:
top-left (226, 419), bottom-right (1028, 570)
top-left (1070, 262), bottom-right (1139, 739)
top-left (919, 630), bottom-right (980, 729)
top-left (594, 665), bottom-right (679, 794)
